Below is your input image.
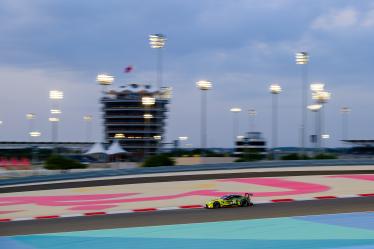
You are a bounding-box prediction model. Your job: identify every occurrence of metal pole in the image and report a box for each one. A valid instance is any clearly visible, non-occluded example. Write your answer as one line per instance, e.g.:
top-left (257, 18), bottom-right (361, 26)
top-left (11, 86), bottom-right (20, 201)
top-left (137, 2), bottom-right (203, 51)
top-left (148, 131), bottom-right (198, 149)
top-left (320, 105), bottom-right (324, 151)
top-left (301, 63), bottom-right (308, 155)
top-left (51, 121), bottom-right (58, 151)
top-left (342, 111), bottom-right (348, 141)
top-left (201, 90), bottom-right (207, 150)
top-left (233, 113), bottom-right (239, 146)
top-left (86, 120), bottom-right (92, 142)
top-left (28, 119), bottom-right (34, 143)
top-left (157, 48), bottom-right (163, 90)
top-left (156, 49), bottom-right (163, 152)
top-left (316, 107), bottom-right (322, 152)
top-left (271, 93), bottom-right (278, 158)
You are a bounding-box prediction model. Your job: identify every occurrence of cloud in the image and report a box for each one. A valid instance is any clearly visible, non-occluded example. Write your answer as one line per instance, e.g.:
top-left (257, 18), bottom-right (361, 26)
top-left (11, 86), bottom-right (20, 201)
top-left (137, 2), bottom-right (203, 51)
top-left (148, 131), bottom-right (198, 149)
top-left (311, 7), bottom-right (358, 31)
top-left (361, 9), bottom-right (374, 27)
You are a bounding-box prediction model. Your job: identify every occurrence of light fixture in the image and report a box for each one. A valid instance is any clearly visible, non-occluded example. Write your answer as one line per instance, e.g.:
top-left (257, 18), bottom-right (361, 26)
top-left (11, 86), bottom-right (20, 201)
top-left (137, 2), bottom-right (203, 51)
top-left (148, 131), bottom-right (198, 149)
top-left (114, 133), bottom-right (125, 139)
top-left (29, 131), bottom-right (41, 137)
top-left (83, 115), bottom-right (93, 121)
top-left (149, 34), bottom-right (166, 49)
top-left (310, 83), bottom-right (325, 92)
top-left (295, 52), bottom-right (309, 65)
top-left (196, 80), bottom-right (212, 90)
top-left (26, 113), bottom-right (36, 120)
top-left (143, 114), bottom-right (153, 119)
top-left (307, 104), bottom-right (322, 112)
top-left (49, 90), bottom-right (64, 100)
top-left (48, 117), bottom-right (60, 122)
top-left (230, 107), bottom-right (242, 112)
top-left (96, 74), bottom-right (114, 85)
top-left (269, 83), bottom-right (282, 94)
top-left (50, 109), bottom-right (62, 114)
top-left (142, 96), bottom-right (156, 106)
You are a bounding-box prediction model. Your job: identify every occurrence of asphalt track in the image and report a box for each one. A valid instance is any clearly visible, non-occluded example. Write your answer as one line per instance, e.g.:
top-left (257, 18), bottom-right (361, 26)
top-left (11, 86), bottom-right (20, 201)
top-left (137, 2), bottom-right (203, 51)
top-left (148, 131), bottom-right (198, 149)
top-left (1, 169), bottom-right (374, 193)
top-left (1, 197), bottom-right (373, 236)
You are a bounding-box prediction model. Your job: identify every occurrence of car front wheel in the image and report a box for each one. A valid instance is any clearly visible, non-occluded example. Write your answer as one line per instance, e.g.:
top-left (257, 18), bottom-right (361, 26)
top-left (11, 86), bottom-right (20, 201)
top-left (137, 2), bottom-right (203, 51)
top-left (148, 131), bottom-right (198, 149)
top-left (213, 202), bottom-right (221, 209)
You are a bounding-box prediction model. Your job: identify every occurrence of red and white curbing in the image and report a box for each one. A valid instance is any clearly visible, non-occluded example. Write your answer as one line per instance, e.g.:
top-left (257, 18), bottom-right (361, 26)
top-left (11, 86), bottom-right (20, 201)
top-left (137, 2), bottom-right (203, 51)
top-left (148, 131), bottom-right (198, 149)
top-left (0, 193), bottom-right (373, 223)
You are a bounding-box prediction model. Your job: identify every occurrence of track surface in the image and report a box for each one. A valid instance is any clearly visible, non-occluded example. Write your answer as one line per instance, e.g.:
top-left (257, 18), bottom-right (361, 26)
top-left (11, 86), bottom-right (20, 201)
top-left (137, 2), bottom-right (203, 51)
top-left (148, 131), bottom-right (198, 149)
top-left (1, 197), bottom-right (373, 236)
top-left (2, 169), bottom-right (374, 193)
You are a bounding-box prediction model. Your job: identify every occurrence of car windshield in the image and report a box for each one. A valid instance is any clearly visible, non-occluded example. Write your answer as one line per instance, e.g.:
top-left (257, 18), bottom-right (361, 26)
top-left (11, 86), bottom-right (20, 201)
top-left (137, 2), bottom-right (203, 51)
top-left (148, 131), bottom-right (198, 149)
top-left (221, 195), bottom-right (233, 200)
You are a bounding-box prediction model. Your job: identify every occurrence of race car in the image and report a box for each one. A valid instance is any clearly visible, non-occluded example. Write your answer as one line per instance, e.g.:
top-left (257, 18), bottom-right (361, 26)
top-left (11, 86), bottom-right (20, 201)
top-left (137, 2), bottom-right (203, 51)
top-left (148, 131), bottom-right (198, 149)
top-left (205, 193), bottom-right (254, 209)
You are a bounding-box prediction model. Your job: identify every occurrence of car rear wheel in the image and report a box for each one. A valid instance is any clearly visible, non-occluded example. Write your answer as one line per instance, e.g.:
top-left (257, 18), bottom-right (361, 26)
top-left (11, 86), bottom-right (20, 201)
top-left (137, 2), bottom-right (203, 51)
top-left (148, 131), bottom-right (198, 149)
top-left (213, 202), bottom-right (221, 209)
top-left (241, 200), bottom-right (249, 207)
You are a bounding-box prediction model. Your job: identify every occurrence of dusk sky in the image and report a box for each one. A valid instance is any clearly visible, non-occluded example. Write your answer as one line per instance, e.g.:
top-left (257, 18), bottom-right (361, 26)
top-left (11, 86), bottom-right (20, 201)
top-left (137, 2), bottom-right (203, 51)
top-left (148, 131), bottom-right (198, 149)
top-left (1, 0), bottom-right (374, 148)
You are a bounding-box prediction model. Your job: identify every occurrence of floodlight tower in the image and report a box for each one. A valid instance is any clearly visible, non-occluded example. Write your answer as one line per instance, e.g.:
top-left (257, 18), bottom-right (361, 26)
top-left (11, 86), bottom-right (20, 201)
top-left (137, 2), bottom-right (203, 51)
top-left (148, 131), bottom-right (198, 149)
top-left (295, 52), bottom-right (309, 155)
top-left (49, 90), bottom-right (63, 144)
top-left (149, 34), bottom-right (166, 90)
top-left (269, 83), bottom-right (282, 157)
top-left (196, 80), bottom-right (213, 150)
top-left (230, 108), bottom-right (242, 146)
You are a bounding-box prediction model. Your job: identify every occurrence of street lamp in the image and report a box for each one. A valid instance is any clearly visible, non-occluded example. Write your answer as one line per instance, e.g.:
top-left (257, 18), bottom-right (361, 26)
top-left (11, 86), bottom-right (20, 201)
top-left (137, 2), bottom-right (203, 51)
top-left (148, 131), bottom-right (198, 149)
top-left (295, 51), bottom-right (309, 156)
top-left (230, 107), bottom-right (242, 146)
top-left (248, 109), bottom-right (257, 132)
top-left (269, 84), bottom-right (282, 157)
top-left (96, 73), bottom-right (114, 93)
top-left (149, 34), bottom-right (166, 90)
top-left (26, 113), bottom-right (36, 142)
top-left (196, 80), bottom-right (213, 151)
top-left (340, 107), bottom-right (351, 143)
top-left (142, 96), bottom-right (156, 156)
top-left (83, 115), bottom-right (93, 142)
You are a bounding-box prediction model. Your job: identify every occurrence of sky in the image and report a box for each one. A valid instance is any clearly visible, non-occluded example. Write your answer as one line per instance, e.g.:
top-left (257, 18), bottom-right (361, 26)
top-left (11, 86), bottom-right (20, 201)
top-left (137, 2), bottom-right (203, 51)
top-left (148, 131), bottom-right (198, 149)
top-left (0, 0), bottom-right (374, 148)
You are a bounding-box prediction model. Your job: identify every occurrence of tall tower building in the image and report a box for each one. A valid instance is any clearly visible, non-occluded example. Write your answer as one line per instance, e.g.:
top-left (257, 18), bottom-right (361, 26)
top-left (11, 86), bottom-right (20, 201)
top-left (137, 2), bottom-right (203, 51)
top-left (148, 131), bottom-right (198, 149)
top-left (101, 83), bottom-right (171, 157)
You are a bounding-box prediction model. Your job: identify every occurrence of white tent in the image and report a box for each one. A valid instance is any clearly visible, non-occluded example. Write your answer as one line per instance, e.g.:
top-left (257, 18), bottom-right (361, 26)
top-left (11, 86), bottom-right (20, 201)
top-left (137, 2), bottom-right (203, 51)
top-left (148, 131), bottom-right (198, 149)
top-left (106, 140), bottom-right (128, 155)
top-left (85, 142), bottom-right (106, 155)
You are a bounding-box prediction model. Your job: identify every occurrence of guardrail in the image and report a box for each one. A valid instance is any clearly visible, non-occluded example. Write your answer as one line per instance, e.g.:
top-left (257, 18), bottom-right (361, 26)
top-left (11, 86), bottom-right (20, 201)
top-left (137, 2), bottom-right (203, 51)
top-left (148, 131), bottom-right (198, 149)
top-left (1, 159), bottom-right (374, 186)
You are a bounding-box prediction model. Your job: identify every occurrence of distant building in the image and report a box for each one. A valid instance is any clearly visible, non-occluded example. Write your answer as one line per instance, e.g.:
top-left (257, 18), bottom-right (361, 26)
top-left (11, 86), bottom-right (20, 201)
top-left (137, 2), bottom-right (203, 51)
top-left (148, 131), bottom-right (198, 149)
top-left (101, 83), bottom-right (171, 157)
top-left (234, 132), bottom-right (267, 156)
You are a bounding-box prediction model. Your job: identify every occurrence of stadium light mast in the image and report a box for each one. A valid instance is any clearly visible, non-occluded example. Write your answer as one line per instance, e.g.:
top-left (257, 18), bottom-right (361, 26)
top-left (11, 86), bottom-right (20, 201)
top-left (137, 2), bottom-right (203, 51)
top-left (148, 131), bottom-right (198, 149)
top-left (196, 80), bottom-right (213, 151)
top-left (26, 113), bottom-right (36, 142)
top-left (230, 107), bottom-right (242, 147)
top-left (149, 34), bottom-right (166, 90)
top-left (295, 52), bottom-right (309, 156)
top-left (49, 90), bottom-right (63, 145)
top-left (96, 73), bottom-right (114, 94)
top-left (311, 84), bottom-right (331, 151)
top-left (269, 83), bottom-right (282, 158)
top-left (83, 115), bottom-right (93, 142)
top-left (340, 107), bottom-right (351, 145)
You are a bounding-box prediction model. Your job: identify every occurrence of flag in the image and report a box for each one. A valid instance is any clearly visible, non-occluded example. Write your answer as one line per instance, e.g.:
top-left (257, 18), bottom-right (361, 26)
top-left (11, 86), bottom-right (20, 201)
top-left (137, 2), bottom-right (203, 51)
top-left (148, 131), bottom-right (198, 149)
top-left (124, 65), bottom-right (133, 73)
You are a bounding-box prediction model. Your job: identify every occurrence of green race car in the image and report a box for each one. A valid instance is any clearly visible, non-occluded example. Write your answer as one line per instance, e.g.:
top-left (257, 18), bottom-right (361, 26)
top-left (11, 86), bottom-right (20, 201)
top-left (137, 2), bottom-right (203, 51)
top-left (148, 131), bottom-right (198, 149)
top-left (205, 193), bottom-right (254, 209)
